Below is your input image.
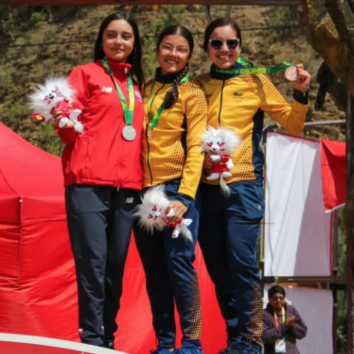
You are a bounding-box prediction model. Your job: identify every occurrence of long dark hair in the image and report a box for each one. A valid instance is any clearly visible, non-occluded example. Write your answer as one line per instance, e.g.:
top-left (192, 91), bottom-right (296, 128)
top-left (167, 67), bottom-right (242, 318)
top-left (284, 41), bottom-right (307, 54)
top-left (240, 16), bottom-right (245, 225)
top-left (203, 18), bottom-right (242, 52)
top-left (156, 25), bottom-right (194, 109)
top-left (94, 12), bottom-right (144, 90)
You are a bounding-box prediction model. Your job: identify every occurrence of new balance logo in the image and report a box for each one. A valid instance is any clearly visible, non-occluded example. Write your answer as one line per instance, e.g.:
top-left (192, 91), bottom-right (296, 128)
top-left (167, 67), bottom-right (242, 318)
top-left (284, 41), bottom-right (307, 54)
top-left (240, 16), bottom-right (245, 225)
top-left (101, 86), bottom-right (113, 93)
top-left (125, 197), bottom-right (134, 204)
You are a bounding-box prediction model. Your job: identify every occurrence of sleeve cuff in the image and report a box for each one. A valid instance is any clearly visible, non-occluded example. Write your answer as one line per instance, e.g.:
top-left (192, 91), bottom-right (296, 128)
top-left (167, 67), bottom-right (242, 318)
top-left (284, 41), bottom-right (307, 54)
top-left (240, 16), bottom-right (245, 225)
top-left (55, 127), bottom-right (79, 143)
top-left (175, 193), bottom-right (194, 209)
top-left (293, 88), bottom-right (309, 105)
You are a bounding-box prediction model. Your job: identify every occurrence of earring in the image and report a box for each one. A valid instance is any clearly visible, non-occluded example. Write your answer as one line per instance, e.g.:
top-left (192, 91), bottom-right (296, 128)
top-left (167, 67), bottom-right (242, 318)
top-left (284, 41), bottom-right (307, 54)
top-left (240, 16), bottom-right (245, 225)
top-left (132, 48), bottom-right (136, 54)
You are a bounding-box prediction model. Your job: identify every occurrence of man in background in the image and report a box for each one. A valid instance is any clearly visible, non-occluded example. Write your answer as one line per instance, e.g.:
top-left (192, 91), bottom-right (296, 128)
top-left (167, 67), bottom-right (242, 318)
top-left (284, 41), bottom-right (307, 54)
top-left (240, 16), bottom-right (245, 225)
top-left (262, 285), bottom-right (307, 354)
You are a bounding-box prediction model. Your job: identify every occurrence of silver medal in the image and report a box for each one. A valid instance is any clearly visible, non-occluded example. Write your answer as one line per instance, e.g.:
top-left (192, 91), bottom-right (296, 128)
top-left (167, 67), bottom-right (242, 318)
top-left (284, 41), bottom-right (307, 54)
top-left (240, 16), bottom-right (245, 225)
top-left (122, 125), bottom-right (136, 141)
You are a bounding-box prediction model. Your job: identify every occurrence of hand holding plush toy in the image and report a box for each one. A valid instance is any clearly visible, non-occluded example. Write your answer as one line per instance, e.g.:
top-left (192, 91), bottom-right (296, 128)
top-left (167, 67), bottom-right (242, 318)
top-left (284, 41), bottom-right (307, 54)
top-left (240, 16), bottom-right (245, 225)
top-left (29, 77), bottom-right (83, 133)
top-left (135, 185), bottom-right (193, 242)
top-left (201, 126), bottom-right (241, 195)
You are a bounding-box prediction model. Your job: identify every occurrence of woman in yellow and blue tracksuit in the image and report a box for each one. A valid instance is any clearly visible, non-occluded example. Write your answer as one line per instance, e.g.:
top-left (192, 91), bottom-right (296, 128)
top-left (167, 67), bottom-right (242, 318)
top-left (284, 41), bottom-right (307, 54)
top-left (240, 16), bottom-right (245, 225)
top-left (134, 25), bottom-right (208, 354)
top-left (195, 18), bottom-right (311, 354)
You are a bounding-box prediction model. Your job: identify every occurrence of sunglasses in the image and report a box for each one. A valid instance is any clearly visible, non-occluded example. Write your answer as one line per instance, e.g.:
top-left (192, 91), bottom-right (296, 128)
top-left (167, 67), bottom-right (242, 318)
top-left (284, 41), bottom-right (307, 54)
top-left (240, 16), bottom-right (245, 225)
top-left (209, 38), bottom-right (240, 50)
top-left (271, 296), bottom-right (285, 301)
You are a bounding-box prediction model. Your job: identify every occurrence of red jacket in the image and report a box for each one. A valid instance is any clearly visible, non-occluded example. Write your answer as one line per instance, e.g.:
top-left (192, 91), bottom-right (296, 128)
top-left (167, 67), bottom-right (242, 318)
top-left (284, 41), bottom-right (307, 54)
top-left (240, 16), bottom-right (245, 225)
top-left (56, 60), bottom-right (144, 190)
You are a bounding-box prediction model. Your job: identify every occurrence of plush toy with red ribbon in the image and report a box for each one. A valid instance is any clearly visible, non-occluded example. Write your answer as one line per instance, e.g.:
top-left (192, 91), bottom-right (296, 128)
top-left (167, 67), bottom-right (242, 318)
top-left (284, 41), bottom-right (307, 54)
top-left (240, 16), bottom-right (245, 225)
top-left (201, 126), bottom-right (241, 195)
top-left (135, 185), bottom-right (193, 242)
top-left (28, 77), bottom-right (83, 133)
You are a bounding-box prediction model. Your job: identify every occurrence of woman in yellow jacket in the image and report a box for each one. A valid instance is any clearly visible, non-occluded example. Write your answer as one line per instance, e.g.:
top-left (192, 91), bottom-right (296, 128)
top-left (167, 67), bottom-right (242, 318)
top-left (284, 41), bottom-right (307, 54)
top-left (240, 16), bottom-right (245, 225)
top-left (196, 18), bottom-right (311, 354)
top-left (134, 25), bottom-right (208, 354)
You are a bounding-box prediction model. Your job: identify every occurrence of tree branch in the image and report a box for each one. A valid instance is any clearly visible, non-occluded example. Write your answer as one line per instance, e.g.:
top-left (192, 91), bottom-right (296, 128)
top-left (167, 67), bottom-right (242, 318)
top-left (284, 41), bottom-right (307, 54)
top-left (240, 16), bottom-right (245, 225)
top-left (305, 0), bottom-right (354, 94)
top-left (326, 0), bottom-right (354, 55)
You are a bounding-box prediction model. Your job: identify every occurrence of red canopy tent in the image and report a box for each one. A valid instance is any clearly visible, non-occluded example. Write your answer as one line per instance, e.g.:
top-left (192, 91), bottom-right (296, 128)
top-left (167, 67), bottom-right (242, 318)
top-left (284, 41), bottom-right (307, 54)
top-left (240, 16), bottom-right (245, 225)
top-left (0, 122), bottom-right (77, 340)
top-left (0, 122), bottom-right (226, 353)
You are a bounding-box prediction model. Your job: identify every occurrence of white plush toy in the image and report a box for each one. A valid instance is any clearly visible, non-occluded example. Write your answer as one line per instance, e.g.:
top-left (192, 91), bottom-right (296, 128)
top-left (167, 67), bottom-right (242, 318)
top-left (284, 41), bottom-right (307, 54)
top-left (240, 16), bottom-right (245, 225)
top-left (29, 77), bottom-right (83, 133)
top-left (135, 185), bottom-right (193, 242)
top-left (201, 126), bottom-right (241, 195)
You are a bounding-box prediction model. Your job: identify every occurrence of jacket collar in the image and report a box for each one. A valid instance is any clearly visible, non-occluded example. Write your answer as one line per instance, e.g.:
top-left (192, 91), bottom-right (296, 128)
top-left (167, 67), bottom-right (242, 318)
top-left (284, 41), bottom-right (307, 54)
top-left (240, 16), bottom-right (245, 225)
top-left (155, 67), bottom-right (184, 84)
top-left (210, 61), bottom-right (244, 80)
top-left (100, 59), bottom-right (132, 79)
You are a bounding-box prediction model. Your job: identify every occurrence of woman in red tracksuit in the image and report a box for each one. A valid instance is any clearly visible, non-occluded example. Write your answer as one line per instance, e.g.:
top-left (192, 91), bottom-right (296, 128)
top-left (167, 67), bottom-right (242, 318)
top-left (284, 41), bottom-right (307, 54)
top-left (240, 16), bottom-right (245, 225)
top-left (52, 12), bottom-right (144, 349)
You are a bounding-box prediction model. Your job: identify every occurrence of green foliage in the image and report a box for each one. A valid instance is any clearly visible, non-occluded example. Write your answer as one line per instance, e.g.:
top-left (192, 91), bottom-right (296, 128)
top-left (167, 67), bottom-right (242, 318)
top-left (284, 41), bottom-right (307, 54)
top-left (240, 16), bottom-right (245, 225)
top-left (0, 5), bottom-right (78, 43)
top-left (8, 102), bottom-right (29, 118)
top-left (337, 209), bottom-right (346, 277)
top-left (31, 11), bottom-right (47, 28)
top-left (269, 6), bottom-right (299, 25)
top-left (162, 5), bottom-right (187, 14)
top-left (140, 15), bottom-right (171, 80)
top-left (0, 6), bottom-right (22, 40)
top-left (162, 4), bottom-right (187, 22)
top-left (0, 6), bottom-right (49, 41)
top-left (37, 124), bottom-right (64, 157)
top-left (43, 28), bottom-right (55, 42)
top-left (0, 63), bottom-right (13, 96)
top-left (144, 16), bottom-right (170, 39)
top-left (142, 37), bottom-right (159, 80)
top-left (266, 7), bottom-right (301, 43)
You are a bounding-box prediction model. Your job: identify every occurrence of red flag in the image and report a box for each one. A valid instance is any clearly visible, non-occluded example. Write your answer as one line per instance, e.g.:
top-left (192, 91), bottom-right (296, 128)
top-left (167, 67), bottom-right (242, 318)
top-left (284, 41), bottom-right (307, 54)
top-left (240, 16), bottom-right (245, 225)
top-left (320, 139), bottom-right (346, 212)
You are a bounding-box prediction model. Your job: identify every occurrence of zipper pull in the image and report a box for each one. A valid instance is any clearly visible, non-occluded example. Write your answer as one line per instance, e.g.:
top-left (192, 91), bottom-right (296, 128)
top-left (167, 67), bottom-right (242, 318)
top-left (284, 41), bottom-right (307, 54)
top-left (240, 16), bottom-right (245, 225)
top-left (117, 185), bottom-right (120, 192)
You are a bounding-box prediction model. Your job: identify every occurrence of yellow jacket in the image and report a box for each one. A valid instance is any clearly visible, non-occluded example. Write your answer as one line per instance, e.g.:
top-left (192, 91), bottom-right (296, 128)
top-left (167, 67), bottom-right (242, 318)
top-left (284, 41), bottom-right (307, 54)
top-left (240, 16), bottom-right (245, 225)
top-left (142, 70), bottom-right (208, 200)
top-left (196, 64), bottom-right (309, 185)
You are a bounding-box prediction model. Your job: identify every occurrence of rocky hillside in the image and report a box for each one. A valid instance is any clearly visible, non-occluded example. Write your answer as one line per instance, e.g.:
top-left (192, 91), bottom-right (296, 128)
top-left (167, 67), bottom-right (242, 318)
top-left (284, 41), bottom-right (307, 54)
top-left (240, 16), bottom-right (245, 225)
top-left (0, 4), bottom-right (346, 157)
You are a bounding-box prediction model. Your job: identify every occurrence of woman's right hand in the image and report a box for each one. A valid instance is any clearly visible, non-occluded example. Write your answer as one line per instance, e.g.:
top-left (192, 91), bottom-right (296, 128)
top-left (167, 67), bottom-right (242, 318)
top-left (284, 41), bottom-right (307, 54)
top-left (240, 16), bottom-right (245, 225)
top-left (52, 109), bottom-right (74, 128)
top-left (203, 152), bottom-right (214, 174)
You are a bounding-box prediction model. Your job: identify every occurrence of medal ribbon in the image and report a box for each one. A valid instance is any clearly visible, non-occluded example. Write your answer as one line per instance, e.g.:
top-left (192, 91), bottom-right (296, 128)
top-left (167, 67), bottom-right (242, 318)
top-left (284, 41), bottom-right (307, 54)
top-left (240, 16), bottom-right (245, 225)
top-left (215, 57), bottom-right (291, 75)
top-left (274, 307), bottom-right (286, 328)
top-left (148, 74), bottom-right (190, 133)
top-left (101, 57), bottom-right (135, 126)
top-left (274, 306), bottom-right (287, 352)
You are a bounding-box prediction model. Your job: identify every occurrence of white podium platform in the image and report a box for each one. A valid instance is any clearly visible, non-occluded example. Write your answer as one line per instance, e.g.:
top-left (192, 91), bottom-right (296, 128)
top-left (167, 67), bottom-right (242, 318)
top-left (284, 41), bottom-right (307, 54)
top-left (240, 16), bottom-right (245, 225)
top-left (0, 333), bottom-right (127, 354)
